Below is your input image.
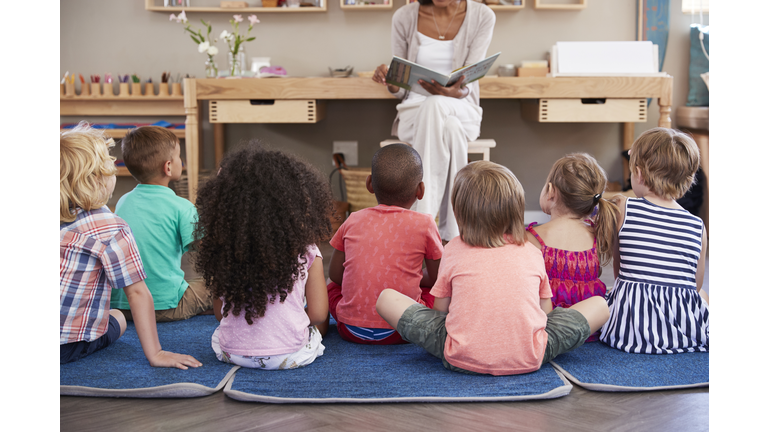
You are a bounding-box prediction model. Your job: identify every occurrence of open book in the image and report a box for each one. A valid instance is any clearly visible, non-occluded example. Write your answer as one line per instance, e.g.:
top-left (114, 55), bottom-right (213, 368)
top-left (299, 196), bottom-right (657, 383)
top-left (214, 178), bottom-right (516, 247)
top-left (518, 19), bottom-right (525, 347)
top-left (385, 52), bottom-right (500, 97)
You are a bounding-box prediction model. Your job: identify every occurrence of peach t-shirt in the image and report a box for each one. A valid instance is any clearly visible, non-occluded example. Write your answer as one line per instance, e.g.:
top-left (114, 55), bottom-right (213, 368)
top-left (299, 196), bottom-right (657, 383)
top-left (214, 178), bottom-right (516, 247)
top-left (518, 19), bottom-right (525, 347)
top-left (330, 205), bottom-right (443, 328)
top-left (430, 237), bottom-right (552, 375)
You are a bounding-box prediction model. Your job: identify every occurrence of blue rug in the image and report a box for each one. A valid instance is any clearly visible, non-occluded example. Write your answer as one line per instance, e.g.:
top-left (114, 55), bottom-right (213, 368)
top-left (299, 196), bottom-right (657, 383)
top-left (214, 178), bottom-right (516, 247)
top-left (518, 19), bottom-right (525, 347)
top-left (60, 315), bottom-right (238, 398)
top-left (550, 341), bottom-right (709, 392)
top-left (224, 325), bottom-right (572, 403)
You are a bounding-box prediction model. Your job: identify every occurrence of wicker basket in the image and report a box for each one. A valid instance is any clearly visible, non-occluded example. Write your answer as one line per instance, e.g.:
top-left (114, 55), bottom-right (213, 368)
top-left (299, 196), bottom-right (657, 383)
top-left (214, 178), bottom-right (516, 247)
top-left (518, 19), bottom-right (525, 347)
top-left (339, 167), bottom-right (378, 212)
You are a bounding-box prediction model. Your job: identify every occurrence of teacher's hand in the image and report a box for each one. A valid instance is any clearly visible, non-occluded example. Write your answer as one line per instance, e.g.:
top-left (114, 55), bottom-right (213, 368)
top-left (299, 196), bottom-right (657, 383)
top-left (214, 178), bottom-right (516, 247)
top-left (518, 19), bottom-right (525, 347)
top-left (373, 64), bottom-right (400, 94)
top-left (419, 75), bottom-right (469, 99)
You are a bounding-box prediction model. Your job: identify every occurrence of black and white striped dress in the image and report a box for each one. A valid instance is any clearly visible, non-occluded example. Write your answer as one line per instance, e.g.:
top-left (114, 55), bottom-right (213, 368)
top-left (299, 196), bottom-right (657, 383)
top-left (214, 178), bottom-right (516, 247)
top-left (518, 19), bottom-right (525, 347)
top-left (599, 198), bottom-right (709, 354)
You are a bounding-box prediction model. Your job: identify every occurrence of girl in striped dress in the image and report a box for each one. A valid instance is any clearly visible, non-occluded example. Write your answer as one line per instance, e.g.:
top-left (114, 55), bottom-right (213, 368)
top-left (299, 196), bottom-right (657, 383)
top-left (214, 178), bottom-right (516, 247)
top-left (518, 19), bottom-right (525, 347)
top-left (600, 128), bottom-right (709, 354)
top-left (526, 153), bottom-right (620, 342)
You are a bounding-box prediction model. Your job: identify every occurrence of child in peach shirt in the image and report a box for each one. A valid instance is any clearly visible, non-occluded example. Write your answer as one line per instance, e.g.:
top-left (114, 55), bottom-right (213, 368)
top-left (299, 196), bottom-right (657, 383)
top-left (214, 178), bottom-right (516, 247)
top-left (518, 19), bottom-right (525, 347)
top-left (327, 144), bottom-right (443, 344)
top-left (376, 161), bottom-right (609, 375)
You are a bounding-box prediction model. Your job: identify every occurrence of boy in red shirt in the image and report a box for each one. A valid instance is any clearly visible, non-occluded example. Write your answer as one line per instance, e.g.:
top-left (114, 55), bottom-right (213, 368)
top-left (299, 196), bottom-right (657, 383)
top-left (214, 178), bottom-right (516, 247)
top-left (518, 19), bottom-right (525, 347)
top-left (327, 143), bottom-right (443, 344)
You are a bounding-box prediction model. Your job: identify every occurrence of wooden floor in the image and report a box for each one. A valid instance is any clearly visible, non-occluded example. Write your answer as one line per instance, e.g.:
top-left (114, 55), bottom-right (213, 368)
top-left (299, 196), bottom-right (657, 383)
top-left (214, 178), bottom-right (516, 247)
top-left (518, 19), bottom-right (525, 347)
top-left (60, 385), bottom-right (709, 432)
top-left (60, 241), bottom-right (710, 431)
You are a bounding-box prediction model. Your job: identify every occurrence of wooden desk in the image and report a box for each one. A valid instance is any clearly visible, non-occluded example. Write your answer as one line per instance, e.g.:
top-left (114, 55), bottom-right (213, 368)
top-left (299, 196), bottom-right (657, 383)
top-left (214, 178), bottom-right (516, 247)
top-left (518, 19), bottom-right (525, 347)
top-left (178, 75), bottom-right (672, 203)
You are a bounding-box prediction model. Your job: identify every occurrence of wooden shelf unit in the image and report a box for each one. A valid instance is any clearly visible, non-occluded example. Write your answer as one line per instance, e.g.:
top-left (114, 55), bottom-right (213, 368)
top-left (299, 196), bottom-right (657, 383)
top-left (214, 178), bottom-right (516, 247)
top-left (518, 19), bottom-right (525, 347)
top-left (488, 4), bottom-right (524, 11)
top-left (339, 1), bottom-right (393, 10)
top-left (145, 0), bottom-right (327, 13)
top-left (534, 0), bottom-right (586, 10)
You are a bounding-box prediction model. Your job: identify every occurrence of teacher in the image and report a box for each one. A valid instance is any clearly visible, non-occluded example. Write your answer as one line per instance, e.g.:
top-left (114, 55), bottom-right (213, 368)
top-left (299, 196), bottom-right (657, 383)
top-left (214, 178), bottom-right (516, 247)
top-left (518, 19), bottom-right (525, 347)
top-left (373, 0), bottom-right (496, 243)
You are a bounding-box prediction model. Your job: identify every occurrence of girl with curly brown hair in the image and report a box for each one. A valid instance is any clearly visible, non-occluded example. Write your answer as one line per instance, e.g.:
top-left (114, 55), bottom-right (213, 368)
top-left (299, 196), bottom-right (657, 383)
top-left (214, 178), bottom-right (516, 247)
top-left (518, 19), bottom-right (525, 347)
top-left (194, 143), bottom-right (334, 370)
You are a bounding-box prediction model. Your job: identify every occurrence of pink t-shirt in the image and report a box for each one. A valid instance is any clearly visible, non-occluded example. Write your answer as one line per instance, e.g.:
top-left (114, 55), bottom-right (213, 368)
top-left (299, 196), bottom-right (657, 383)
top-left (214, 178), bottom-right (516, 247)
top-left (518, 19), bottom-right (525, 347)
top-left (330, 205), bottom-right (443, 328)
top-left (430, 237), bottom-right (552, 376)
top-left (217, 245), bottom-right (321, 356)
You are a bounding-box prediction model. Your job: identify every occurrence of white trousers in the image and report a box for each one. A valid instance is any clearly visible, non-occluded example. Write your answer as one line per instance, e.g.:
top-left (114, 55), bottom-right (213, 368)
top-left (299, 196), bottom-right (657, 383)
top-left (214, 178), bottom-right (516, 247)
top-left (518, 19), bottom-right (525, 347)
top-left (396, 95), bottom-right (483, 241)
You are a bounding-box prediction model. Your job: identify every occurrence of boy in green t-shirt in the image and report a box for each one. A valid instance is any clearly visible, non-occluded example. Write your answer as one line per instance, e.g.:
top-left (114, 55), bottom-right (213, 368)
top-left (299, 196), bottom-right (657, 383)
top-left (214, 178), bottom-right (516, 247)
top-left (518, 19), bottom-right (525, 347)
top-left (110, 126), bottom-right (212, 321)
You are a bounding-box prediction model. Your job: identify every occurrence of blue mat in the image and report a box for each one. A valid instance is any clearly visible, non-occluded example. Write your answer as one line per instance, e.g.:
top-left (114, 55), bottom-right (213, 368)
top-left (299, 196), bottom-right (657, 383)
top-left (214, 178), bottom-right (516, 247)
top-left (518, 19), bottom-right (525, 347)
top-left (60, 315), bottom-right (238, 398)
top-left (224, 325), bottom-right (572, 403)
top-left (550, 341), bottom-right (709, 392)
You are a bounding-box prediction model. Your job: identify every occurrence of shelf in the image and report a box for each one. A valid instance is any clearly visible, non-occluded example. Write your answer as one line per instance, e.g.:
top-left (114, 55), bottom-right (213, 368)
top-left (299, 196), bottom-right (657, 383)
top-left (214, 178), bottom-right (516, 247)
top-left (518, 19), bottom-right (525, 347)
top-left (60, 98), bottom-right (185, 116)
top-left (145, 0), bottom-right (327, 13)
top-left (488, 4), bottom-right (524, 11)
top-left (534, 0), bottom-right (586, 10)
top-left (115, 166), bottom-right (196, 177)
top-left (60, 127), bottom-right (186, 139)
top-left (340, 0), bottom-right (393, 10)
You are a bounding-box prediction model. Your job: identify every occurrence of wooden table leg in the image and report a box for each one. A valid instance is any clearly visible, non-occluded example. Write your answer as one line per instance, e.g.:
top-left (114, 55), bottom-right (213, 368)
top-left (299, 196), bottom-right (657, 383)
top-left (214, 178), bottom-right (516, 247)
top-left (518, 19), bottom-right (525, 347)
top-left (658, 75), bottom-right (673, 128)
top-left (622, 122), bottom-right (635, 190)
top-left (214, 123), bottom-right (225, 168)
top-left (184, 79), bottom-right (199, 204)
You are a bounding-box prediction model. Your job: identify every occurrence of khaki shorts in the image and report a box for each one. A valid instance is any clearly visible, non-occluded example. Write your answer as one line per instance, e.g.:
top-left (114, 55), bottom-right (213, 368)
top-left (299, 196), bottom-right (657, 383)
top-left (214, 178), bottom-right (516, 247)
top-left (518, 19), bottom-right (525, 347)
top-left (541, 306), bottom-right (591, 364)
top-left (119, 278), bottom-right (212, 322)
top-left (397, 304), bottom-right (591, 374)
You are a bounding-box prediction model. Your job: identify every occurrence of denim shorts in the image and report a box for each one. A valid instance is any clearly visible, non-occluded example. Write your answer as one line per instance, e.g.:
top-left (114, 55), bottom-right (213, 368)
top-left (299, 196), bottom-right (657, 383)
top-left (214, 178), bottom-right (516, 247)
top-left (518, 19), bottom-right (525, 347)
top-left (60, 314), bottom-right (122, 364)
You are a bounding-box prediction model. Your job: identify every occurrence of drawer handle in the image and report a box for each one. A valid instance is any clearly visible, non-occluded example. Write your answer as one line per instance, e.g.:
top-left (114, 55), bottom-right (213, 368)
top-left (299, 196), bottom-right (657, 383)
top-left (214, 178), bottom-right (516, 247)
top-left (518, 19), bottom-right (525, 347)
top-left (249, 100), bottom-right (275, 105)
top-left (580, 98), bottom-right (606, 104)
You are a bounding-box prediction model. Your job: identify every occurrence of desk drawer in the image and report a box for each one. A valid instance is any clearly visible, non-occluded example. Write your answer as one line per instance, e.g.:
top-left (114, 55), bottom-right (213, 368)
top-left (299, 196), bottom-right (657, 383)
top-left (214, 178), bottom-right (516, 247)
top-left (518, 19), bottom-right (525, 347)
top-left (209, 100), bottom-right (325, 123)
top-left (521, 99), bottom-right (647, 123)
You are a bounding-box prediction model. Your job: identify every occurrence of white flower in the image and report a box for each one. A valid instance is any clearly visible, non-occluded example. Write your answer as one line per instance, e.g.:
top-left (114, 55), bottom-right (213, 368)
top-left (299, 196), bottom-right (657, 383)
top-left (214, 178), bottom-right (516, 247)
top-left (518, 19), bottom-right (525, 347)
top-left (220, 30), bottom-right (230, 40)
top-left (207, 46), bottom-right (219, 56)
top-left (178, 10), bottom-right (188, 23)
top-left (248, 15), bottom-right (259, 25)
top-left (233, 14), bottom-right (243, 23)
top-left (198, 41), bottom-right (210, 53)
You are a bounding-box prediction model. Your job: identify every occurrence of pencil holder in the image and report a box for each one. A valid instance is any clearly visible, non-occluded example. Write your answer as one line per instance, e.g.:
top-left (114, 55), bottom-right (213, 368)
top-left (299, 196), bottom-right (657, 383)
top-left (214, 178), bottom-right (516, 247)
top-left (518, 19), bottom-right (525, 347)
top-left (171, 82), bottom-right (182, 97)
top-left (90, 83), bottom-right (101, 97)
top-left (103, 83), bottom-right (115, 97)
top-left (65, 82), bottom-right (76, 97)
top-left (80, 83), bottom-right (90, 97)
top-left (157, 82), bottom-right (170, 97)
top-left (131, 82), bottom-right (143, 96)
top-left (60, 83), bottom-right (65, 97)
top-left (118, 83), bottom-right (130, 97)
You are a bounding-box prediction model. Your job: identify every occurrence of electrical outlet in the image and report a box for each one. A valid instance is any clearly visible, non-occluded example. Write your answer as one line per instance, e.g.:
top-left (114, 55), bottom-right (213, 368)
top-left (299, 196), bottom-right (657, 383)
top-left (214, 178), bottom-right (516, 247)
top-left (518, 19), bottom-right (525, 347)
top-left (333, 141), bottom-right (358, 166)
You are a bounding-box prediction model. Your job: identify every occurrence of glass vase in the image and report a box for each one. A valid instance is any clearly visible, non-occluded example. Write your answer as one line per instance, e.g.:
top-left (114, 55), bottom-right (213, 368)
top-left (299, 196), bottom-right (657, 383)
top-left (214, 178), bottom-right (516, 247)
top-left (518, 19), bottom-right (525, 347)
top-left (205, 56), bottom-right (218, 78)
top-left (228, 47), bottom-right (247, 77)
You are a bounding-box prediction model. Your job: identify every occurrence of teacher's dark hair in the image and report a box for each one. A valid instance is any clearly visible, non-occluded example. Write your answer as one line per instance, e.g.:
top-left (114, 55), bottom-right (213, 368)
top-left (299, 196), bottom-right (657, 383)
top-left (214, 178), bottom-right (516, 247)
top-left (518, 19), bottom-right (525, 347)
top-left (418, 0), bottom-right (433, 4)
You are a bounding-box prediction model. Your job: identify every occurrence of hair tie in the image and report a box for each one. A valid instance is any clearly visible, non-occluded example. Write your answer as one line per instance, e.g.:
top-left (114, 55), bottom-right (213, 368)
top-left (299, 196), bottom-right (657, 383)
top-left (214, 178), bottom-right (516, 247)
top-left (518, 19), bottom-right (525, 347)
top-left (593, 193), bottom-right (602, 204)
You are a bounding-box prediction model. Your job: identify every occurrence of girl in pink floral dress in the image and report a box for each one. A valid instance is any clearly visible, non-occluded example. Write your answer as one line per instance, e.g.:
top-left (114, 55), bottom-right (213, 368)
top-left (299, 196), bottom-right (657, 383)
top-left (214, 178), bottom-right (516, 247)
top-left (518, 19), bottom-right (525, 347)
top-left (526, 153), bottom-right (620, 341)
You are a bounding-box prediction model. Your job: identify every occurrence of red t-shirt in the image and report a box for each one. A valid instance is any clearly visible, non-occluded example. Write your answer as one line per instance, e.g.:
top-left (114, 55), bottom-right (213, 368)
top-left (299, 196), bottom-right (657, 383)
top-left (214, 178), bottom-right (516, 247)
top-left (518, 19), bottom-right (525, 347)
top-left (330, 205), bottom-right (443, 328)
top-left (430, 237), bottom-right (552, 375)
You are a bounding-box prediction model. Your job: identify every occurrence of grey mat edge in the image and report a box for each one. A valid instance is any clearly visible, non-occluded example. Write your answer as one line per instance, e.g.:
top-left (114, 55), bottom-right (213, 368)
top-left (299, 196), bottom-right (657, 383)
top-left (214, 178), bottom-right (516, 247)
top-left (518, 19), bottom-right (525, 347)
top-left (60, 365), bottom-right (240, 398)
top-left (549, 362), bottom-right (709, 392)
top-left (222, 367), bottom-right (573, 404)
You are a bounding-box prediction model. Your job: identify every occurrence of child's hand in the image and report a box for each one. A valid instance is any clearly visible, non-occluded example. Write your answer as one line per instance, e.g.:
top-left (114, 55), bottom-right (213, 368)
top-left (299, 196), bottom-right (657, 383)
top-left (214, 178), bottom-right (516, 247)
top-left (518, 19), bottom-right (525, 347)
top-left (148, 350), bottom-right (202, 370)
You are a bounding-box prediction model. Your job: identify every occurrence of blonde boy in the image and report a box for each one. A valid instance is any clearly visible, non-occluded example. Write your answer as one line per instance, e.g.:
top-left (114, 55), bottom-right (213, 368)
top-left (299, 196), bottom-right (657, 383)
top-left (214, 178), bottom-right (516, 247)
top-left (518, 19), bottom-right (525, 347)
top-left (110, 126), bottom-right (211, 321)
top-left (60, 123), bottom-right (200, 368)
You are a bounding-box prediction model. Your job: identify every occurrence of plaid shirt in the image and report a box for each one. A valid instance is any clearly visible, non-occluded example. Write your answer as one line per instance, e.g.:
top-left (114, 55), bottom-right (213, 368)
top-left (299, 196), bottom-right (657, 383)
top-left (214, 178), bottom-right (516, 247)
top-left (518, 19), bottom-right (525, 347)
top-left (60, 206), bottom-right (146, 344)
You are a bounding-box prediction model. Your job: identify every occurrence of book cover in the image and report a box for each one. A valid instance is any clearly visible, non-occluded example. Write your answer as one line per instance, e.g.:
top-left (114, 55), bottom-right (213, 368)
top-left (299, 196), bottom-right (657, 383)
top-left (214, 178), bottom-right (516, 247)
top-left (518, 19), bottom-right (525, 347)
top-left (386, 52), bottom-right (501, 96)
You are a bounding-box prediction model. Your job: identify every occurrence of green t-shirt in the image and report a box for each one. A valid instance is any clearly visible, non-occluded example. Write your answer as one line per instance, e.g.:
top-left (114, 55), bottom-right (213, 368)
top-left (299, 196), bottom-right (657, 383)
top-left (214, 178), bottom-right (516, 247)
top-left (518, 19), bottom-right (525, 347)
top-left (110, 184), bottom-right (198, 310)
